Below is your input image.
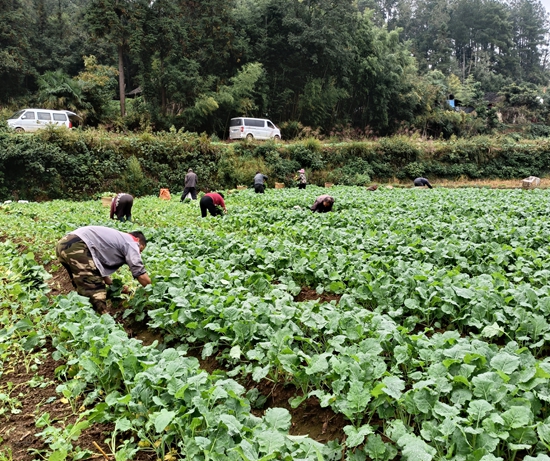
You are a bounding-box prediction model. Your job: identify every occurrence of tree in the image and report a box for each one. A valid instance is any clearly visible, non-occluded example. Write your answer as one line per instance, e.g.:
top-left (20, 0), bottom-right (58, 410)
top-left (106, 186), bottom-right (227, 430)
top-left (449, 0), bottom-right (513, 82)
top-left (130, 0), bottom-right (245, 131)
top-left (182, 62), bottom-right (266, 134)
top-left (86, 0), bottom-right (140, 116)
top-left (36, 70), bottom-right (87, 111)
top-left (344, 16), bottom-right (421, 133)
top-left (398, 0), bottom-right (454, 74)
top-left (0, 0), bottom-right (35, 102)
top-left (508, 0), bottom-right (548, 83)
top-left (76, 55), bottom-right (118, 124)
top-left (233, 0), bottom-right (359, 126)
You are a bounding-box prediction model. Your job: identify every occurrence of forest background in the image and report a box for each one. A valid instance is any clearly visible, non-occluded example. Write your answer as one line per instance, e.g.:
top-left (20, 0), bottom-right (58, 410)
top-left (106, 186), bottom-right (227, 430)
top-left (3, 0), bottom-right (550, 200)
top-left (2, 0), bottom-right (550, 139)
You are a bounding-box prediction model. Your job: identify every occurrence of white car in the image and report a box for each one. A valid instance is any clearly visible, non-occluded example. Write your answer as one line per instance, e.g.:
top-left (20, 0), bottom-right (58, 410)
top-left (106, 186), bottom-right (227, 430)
top-left (8, 108), bottom-right (76, 132)
top-left (229, 117), bottom-right (281, 140)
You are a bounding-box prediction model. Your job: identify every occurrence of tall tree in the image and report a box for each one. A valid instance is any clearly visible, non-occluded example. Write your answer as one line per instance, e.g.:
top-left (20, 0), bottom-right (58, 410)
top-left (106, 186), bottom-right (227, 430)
top-left (233, 0), bottom-right (359, 124)
top-left (344, 15), bottom-right (421, 133)
top-left (31, 0), bottom-right (89, 76)
top-left (357, 0), bottom-right (401, 26)
top-left (36, 70), bottom-right (87, 111)
top-left (86, 0), bottom-right (140, 116)
top-left (398, 0), bottom-right (453, 74)
top-left (508, 0), bottom-right (548, 83)
top-left (449, 0), bottom-right (513, 82)
top-left (130, 0), bottom-right (245, 131)
top-left (0, 0), bottom-right (35, 102)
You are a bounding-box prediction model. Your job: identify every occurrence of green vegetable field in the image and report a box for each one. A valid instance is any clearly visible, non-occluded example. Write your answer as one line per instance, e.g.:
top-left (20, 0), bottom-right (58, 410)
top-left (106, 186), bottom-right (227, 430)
top-left (2, 186), bottom-right (550, 461)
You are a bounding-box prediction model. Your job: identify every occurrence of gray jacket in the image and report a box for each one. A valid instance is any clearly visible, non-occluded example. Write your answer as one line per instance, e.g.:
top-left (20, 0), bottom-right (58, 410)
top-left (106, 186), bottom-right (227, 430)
top-left (72, 226), bottom-right (146, 278)
top-left (185, 172), bottom-right (198, 187)
top-left (254, 173), bottom-right (268, 185)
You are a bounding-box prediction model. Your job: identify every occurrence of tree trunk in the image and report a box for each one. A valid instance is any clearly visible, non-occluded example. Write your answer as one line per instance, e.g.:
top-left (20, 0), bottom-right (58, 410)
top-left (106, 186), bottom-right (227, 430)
top-left (161, 57), bottom-right (166, 114)
top-left (462, 48), bottom-right (465, 81)
top-left (118, 44), bottom-right (126, 117)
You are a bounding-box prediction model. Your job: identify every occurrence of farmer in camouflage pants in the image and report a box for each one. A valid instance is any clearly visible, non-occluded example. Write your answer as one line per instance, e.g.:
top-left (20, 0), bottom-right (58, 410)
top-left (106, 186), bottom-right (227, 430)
top-left (56, 226), bottom-right (152, 314)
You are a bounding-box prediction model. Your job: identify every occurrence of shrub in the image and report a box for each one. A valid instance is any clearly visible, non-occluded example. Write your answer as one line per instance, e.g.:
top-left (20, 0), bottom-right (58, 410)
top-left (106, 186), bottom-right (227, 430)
top-left (286, 144), bottom-right (324, 170)
top-left (279, 120), bottom-right (302, 140)
top-left (378, 136), bottom-right (420, 166)
top-left (3, 130), bottom-right (550, 201)
top-left (118, 156), bottom-right (150, 196)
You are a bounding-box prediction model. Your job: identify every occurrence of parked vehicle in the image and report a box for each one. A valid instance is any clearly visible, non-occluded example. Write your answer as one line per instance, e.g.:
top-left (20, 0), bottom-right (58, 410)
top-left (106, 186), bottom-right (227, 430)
top-left (7, 109), bottom-right (77, 132)
top-left (229, 117), bottom-right (281, 140)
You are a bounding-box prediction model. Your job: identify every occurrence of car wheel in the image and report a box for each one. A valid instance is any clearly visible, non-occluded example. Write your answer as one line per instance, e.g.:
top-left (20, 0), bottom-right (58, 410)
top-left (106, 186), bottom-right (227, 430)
top-left (246, 133), bottom-right (254, 140)
top-left (15, 127), bottom-right (24, 133)
top-left (274, 135), bottom-right (281, 141)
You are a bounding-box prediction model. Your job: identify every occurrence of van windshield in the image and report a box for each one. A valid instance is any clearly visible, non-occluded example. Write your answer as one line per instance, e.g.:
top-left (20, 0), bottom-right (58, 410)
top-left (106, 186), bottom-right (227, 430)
top-left (230, 119), bottom-right (243, 127)
top-left (8, 110), bottom-right (25, 120)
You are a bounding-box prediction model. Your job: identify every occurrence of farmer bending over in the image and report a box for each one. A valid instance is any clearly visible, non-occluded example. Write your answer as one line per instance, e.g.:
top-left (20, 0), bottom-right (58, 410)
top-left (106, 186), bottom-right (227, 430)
top-left (413, 177), bottom-right (433, 189)
top-left (200, 192), bottom-right (226, 217)
top-left (311, 195), bottom-right (335, 213)
top-left (56, 226), bottom-right (151, 314)
top-left (110, 193), bottom-right (134, 222)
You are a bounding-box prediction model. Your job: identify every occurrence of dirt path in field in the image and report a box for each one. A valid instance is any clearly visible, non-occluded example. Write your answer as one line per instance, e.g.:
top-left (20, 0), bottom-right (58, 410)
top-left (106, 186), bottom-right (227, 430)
top-left (383, 177), bottom-right (550, 189)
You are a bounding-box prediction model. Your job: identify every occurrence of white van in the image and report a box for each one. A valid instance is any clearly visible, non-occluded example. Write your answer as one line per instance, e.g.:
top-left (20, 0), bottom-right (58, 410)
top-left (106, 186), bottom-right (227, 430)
top-left (229, 117), bottom-right (281, 140)
top-left (7, 108), bottom-right (76, 132)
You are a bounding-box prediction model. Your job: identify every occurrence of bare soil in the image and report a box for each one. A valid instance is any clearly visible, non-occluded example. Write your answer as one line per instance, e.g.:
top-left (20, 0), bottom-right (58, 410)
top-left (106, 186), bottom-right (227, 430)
top-left (46, 261), bottom-right (74, 297)
top-left (0, 344), bottom-right (155, 461)
top-left (294, 286), bottom-right (342, 304)
top-left (250, 380), bottom-right (347, 444)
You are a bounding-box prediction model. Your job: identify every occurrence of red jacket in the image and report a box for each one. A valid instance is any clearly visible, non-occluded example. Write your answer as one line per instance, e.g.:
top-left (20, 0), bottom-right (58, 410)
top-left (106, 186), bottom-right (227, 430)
top-left (205, 193), bottom-right (226, 210)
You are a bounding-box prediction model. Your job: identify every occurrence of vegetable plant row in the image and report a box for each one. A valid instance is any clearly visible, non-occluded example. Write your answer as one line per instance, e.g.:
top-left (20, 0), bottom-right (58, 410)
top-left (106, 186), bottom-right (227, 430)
top-left (2, 186), bottom-right (550, 461)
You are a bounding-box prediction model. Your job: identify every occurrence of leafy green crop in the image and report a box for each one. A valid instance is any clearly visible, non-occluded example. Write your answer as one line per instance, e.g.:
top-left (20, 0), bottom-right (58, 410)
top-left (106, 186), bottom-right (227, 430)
top-left (4, 186), bottom-right (550, 459)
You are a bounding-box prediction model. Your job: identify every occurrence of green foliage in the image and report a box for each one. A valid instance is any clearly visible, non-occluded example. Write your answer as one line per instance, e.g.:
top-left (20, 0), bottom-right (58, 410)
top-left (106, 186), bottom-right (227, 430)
top-left (297, 78), bottom-right (348, 128)
top-left (36, 70), bottom-right (88, 112)
top-left (8, 188), bottom-right (550, 459)
top-left (118, 156), bottom-right (150, 196)
top-left (378, 136), bottom-right (420, 167)
top-left (326, 167), bottom-right (371, 186)
top-left (456, 75), bottom-right (485, 108)
top-left (287, 143), bottom-right (324, 171)
top-left (500, 82), bottom-right (542, 109)
top-left (6, 128), bottom-right (550, 200)
top-left (528, 124), bottom-right (550, 138)
top-left (217, 149), bottom-right (267, 189)
top-left (347, 20), bottom-right (421, 134)
top-left (7, 188), bottom-right (550, 459)
top-left (33, 412), bottom-right (92, 461)
top-left (75, 56), bottom-right (118, 125)
top-left (279, 121), bottom-right (303, 140)
top-left (410, 72), bottom-right (497, 139)
top-left (1, 0), bottom-right (550, 138)
top-left (499, 82), bottom-right (546, 125)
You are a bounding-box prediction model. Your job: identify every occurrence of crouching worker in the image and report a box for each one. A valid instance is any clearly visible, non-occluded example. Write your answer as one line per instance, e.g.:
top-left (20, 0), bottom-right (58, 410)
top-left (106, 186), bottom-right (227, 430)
top-left (413, 177), bottom-right (433, 189)
top-left (311, 194), bottom-right (335, 213)
top-left (56, 226), bottom-right (152, 314)
top-left (200, 192), bottom-right (226, 217)
top-left (110, 193), bottom-right (134, 222)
